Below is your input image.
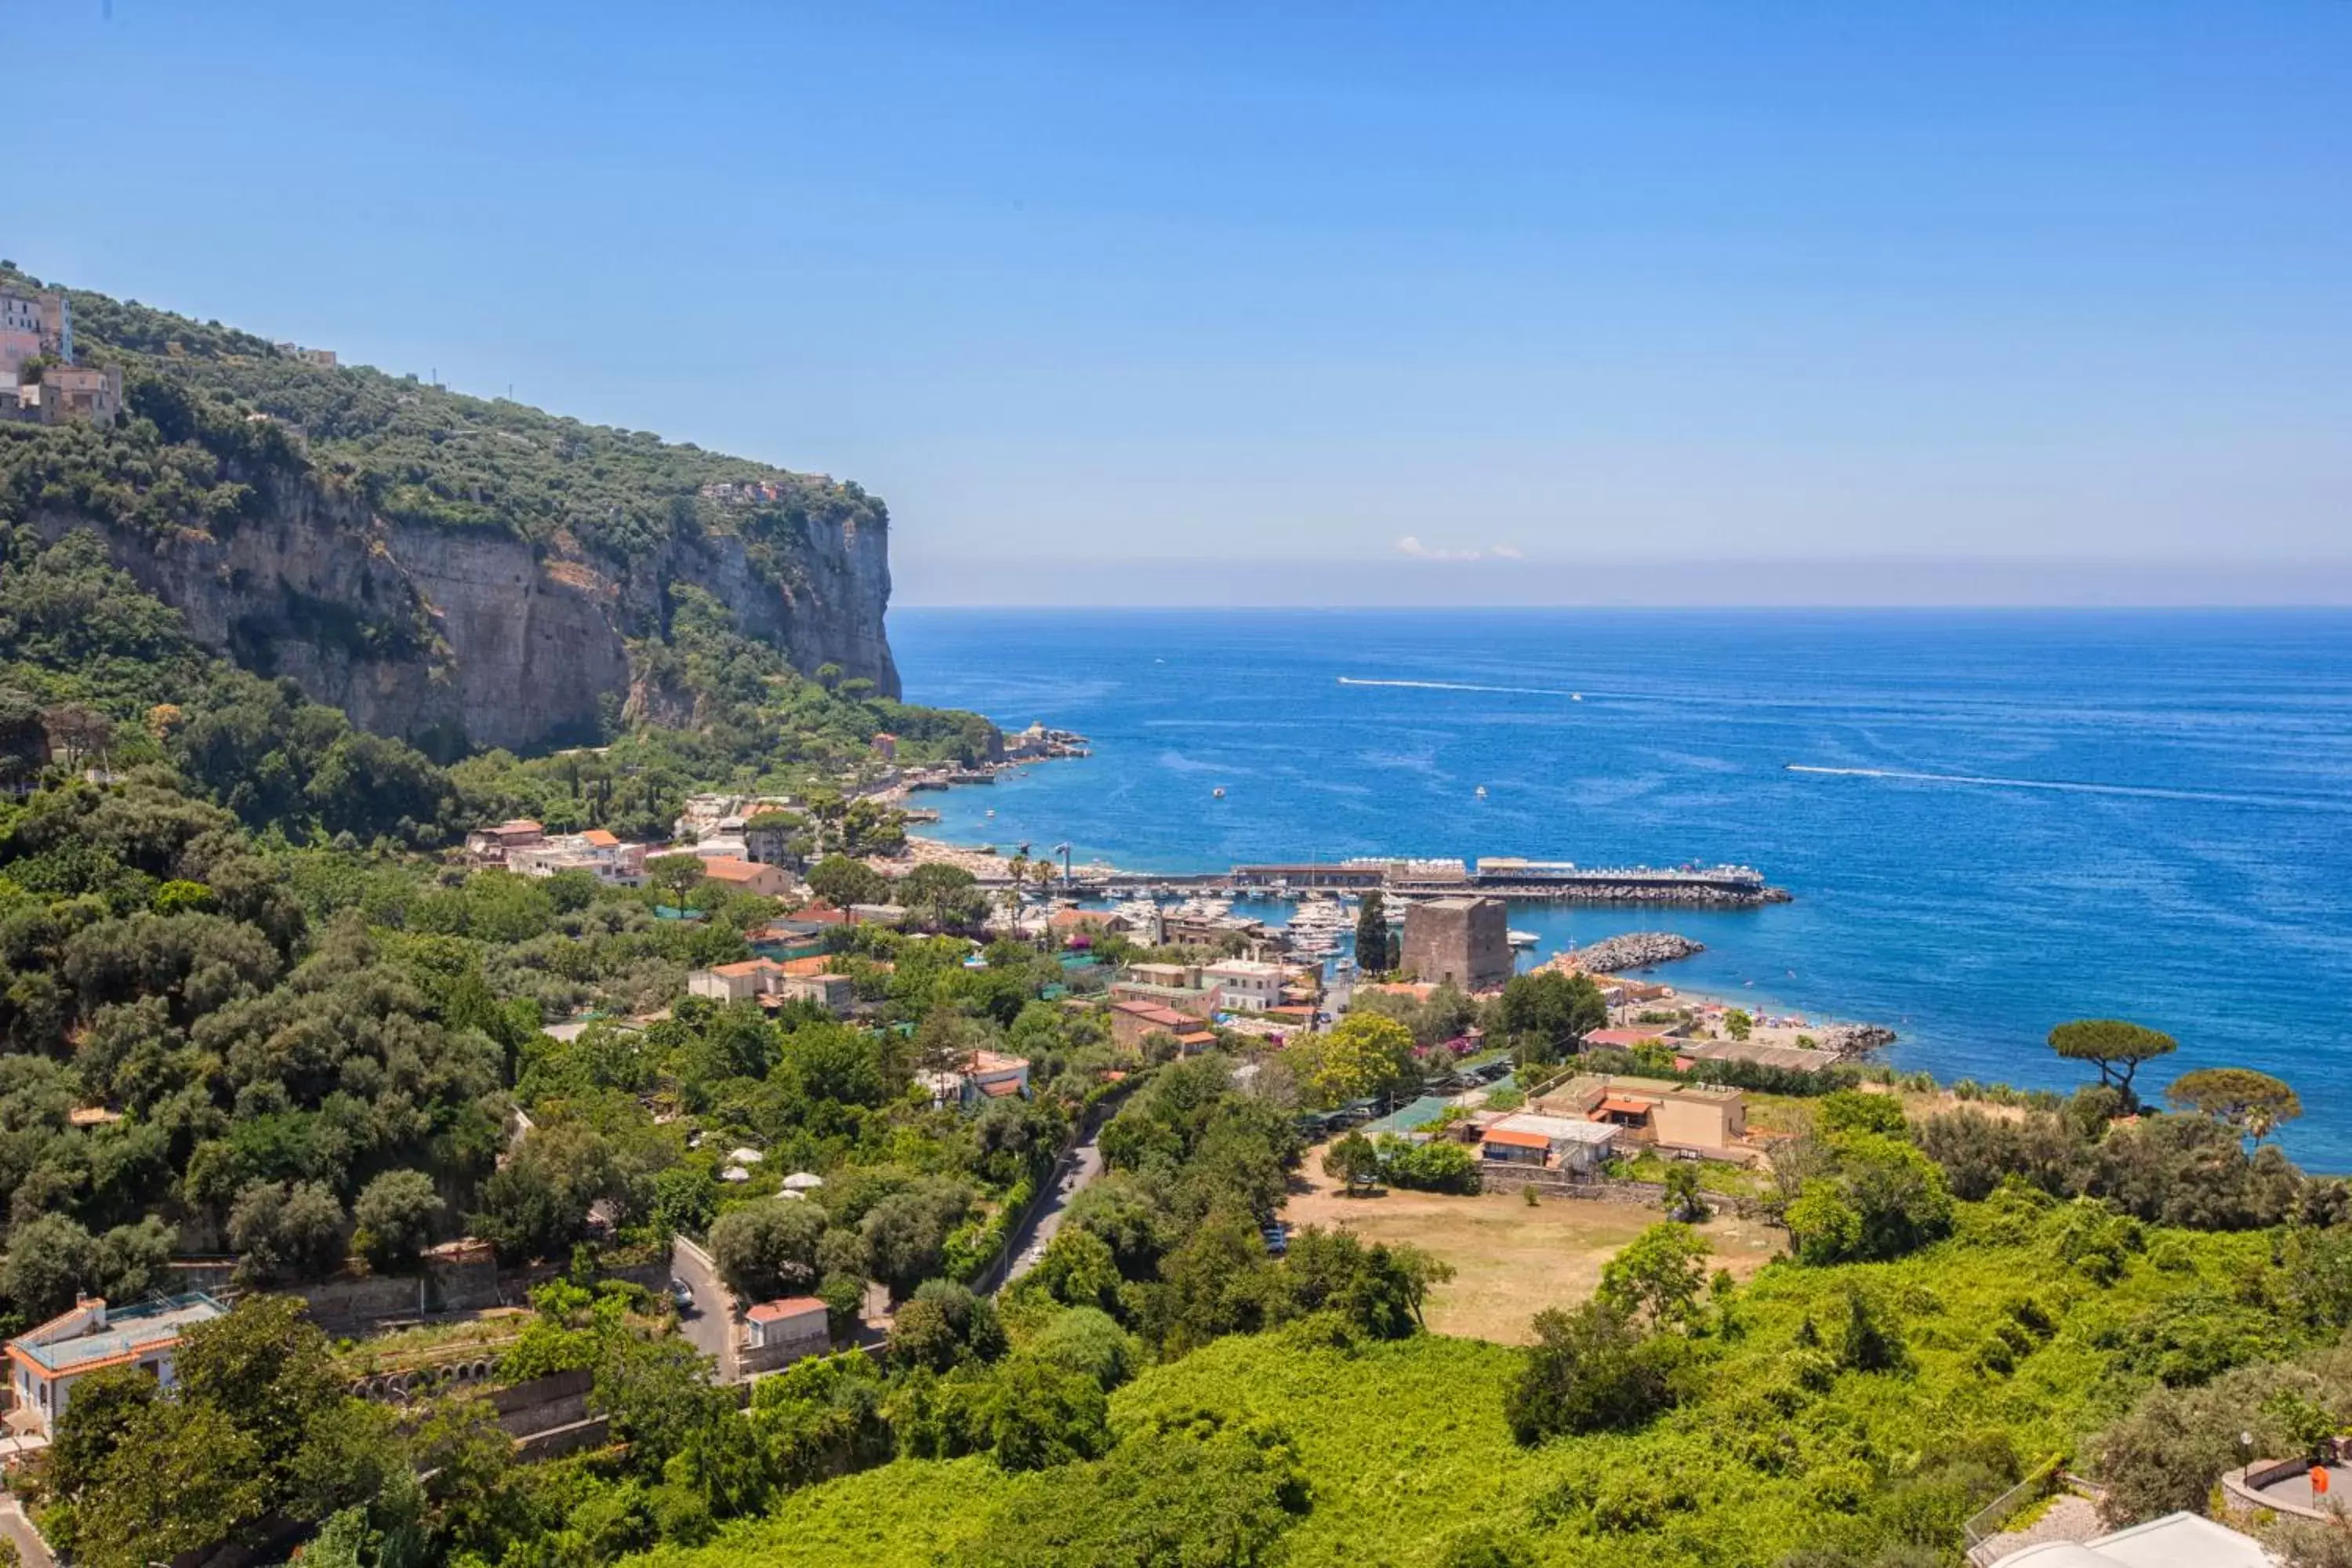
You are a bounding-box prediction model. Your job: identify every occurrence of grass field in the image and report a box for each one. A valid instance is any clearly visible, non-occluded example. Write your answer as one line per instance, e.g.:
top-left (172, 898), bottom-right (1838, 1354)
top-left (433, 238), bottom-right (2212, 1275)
top-left (1286, 1144), bottom-right (1784, 1344)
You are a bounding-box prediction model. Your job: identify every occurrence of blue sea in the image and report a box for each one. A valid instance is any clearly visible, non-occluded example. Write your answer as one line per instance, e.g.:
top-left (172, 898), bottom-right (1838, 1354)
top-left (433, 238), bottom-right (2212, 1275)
top-left (891, 610), bottom-right (2352, 1170)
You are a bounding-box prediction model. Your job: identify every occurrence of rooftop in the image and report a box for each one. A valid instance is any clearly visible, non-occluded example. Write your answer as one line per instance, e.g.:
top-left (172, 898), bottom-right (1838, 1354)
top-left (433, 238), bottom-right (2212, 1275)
top-left (746, 1297), bottom-right (827, 1323)
top-left (701, 858), bottom-right (777, 883)
top-left (1493, 1112), bottom-right (1621, 1145)
top-left (11, 1293), bottom-right (225, 1374)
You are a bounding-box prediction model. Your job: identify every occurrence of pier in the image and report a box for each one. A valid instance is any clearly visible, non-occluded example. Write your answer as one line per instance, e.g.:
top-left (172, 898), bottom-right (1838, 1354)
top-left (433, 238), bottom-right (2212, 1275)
top-left (998, 855), bottom-right (1787, 907)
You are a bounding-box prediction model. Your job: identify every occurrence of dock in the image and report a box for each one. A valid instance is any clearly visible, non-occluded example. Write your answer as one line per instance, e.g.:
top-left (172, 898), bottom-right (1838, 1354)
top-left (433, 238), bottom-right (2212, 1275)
top-left (999, 855), bottom-right (1787, 907)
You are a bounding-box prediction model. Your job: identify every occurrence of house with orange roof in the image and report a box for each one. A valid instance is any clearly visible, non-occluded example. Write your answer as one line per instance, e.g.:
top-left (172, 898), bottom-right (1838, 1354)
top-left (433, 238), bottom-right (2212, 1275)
top-left (740, 1296), bottom-right (830, 1373)
top-left (698, 858), bottom-right (793, 898)
top-left (7, 1293), bottom-right (225, 1439)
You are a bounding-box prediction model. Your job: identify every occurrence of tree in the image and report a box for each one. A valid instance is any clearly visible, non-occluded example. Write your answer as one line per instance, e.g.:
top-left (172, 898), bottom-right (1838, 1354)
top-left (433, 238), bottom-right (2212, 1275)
top-left (1493, 971), bottom-right (1608, 1064)
top-left (2165, 1067), bottom-right (2303, 1151)
top-left (711, 1198), bottom-right (829, 1302)
top-left (1596, 1221), bottom-right (1711, 1330)
top-left (1504, 1300), bottom-right (1686, 1443)
top-left (227, 1179), bottom-right (347, 1283)
top-left (173, 1294), bottom-right (343, 1471)
top-left (1724, 1009), bottom-right (1754, 1042)
top-left (353, 1168), bottom-right (444, 1272)
top-left (1354, 891), bottom-right (1391, 974)
top-left (648, 853), bottom-right (709, 906)
top-left (1818, 1089), bottom-right (1908, 1137)
top-left (807, 853), bottom-right (887, 908)
top-left (1305, 1012), bottom-right (1414, 1105)
top-left (2049, 1019), bottom-right (2178, 1109)
top-left (1321, 1130), bottom-right (1382, 1195)
top-left (68, 1399), bottom-right (267, 1568)
top-left (1661, 1162), bottom-right (1706, 1221)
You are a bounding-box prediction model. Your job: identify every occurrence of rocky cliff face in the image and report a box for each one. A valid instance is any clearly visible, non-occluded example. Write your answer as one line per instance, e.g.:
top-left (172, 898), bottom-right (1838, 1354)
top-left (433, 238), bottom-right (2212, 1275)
top-left (35, 473), bottom-right (897, 753)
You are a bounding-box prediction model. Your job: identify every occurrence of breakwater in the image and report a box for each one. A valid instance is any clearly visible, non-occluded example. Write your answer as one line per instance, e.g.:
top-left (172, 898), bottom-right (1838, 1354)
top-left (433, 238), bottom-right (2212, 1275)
top-left (1563, 931), bottom-right (1704, 971)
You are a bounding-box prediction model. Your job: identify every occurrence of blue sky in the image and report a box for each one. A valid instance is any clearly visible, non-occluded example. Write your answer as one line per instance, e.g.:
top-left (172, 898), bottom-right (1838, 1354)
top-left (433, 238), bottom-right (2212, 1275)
top-left (10, 2), bottom-right (2350, 603)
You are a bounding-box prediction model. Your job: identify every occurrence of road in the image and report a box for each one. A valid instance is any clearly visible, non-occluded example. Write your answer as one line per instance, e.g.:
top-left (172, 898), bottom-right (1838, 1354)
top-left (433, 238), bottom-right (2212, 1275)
top-left (1000, 1126), bottom-right (1105, 1289)
top-left (0, 1494), bottom-right (53, 1567)
top-left (670, 1234), bottom-right (738, 1381)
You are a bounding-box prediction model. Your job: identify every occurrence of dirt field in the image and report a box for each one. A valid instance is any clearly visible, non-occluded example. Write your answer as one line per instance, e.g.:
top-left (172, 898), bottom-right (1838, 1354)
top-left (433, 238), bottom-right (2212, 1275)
top-left (1287, 1147), bottom-right (1785, 1345)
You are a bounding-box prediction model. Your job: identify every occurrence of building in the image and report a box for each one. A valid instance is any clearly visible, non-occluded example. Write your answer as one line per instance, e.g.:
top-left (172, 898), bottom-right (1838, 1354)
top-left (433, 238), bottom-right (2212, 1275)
top-left (1109, 961), bottom-right (1220, 1018)
top-left (688, 959), bottom-right (855, 1014)
top-left (1675, 1038), bottom-right (1837, 1074)
top-left (697, 858), bottom-right (794, 898)
top-left (919, 1050), bottom-right (1031, 1108)
top-left (16, 362), bottom-right (123, 426)
top-left (1202, 957), bottom-right (1287, 1013)
top-left (870, 731), bottom-right (898, 761)
top-left (1990, 1512), bottom-right (2269, 1568)
top-left (1400, 897), bottom-right (1512, 991)
top-left (465, 819), bottom-right (546, 865)
top-left (299, 347), bottom-right (338, 368)
top-left (1583, 1026), bottom-right (1681, 1050)
top-left (507, 830), bottom-right (649, 887)
top-left (1475, 1113), bottom-right (1621, 1175)
top-left (740, 1297), bottom-right (831, 1374)
top-left (1048, 908), bottom-right (1132, 939)
top-left (1108, 999), bottom-right (1216, 1053)
top-left (0, 289), bottom-right (64, 379)
top-left (7, 1293), bottom-right (227, 1439)
top-left (1544, 1075), bottom-right (1748, 1158)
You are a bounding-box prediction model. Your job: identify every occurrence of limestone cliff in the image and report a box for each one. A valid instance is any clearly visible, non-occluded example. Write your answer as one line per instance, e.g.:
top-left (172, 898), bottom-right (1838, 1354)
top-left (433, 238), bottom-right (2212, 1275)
top-left (34, 471), bottom-right (898, 753)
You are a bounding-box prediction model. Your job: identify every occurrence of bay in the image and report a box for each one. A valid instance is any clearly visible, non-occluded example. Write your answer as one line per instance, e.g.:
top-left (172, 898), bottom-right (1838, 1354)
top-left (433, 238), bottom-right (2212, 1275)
top-left (891, 608), bottom-right (2352, 1169)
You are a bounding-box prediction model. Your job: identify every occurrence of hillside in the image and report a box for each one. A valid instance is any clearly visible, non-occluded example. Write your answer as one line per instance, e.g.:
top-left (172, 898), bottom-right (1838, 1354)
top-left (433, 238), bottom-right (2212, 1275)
top-left (622, 1198), bottom-right (2285, 1568)
top-left (0, 263), bottom-right (896, 753)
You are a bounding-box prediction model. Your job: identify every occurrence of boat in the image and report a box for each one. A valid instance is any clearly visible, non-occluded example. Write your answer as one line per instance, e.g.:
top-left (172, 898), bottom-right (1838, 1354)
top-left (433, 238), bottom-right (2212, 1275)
top-left (1508, 929), bottom-right (1539, 949)
top-left (1571, 692), bottom-right (1583, 702)
top-left (1212, 788), bottom-right (1225, 799)
top-left (1475, 786), bottom-right (1487, 799)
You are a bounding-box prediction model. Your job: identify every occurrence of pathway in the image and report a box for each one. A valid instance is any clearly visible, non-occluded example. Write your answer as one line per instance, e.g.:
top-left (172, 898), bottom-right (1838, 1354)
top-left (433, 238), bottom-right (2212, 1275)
top-left (670, 1234), bottom-right (738, 1382)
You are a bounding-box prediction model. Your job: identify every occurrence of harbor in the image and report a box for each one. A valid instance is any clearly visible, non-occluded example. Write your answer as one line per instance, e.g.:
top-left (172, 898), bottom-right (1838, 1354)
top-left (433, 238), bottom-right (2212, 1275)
top-left (943, 850), bottom-right (1787, 907)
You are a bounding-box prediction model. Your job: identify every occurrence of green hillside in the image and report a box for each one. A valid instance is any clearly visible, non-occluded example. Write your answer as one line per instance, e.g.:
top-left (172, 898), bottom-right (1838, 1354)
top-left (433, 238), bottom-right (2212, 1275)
top-left (627, 1195), bottom-right (2295, 1568)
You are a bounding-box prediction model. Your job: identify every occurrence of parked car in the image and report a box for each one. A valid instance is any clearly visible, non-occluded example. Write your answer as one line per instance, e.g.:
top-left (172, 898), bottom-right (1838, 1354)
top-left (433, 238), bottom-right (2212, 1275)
top-left (671, 1278), bottom-right (695, 1310)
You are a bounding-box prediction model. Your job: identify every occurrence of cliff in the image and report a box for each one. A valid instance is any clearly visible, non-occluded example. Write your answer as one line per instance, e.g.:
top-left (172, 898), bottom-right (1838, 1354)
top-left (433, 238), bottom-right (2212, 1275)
top-left (31, 474), bottom-right (895, 753)
top-left (1, 267), bottom-right (899, 753)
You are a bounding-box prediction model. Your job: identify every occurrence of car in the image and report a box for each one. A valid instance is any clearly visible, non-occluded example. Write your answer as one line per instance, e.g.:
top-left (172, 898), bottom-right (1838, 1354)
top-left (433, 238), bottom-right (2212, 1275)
top-left (670, 1278), bottom-right (695, 1310)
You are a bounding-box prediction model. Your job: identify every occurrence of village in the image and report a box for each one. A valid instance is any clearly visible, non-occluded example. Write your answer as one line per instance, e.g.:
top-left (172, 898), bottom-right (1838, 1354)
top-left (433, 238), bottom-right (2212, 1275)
top-left (0, 736), bottom-right (1850, 1512)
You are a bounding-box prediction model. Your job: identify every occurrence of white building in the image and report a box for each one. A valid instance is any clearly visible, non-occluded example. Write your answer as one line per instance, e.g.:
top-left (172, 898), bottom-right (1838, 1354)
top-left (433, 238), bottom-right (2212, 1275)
top-left (507, 829), bottom-right (648, 887)
top-left (1991, 1512), bottom-right (2270, 1568)
top-left (6, 1294), bottom-right (227, 1439)
top-left (1203, 958), bottom-right (1287, 1013)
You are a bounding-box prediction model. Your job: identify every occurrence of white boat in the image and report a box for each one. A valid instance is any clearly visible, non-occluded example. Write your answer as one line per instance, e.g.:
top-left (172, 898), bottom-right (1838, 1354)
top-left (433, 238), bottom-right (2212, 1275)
top-left (1475, 786), bottom-right (1487, 798)
top-left (1508, 929), bottom-right (1539, 948)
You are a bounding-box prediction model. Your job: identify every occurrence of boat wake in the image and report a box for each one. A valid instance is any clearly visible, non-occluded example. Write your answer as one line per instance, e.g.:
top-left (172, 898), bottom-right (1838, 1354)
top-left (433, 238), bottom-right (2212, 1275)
top-left (1338, 676), bottom-right (1581, 699)
top-left (1784, 764), bottom-right (2352, 813)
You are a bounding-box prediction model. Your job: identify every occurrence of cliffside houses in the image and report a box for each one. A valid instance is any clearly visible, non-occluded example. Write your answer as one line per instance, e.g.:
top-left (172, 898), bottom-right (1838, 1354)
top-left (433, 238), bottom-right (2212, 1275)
top-left (0, 285), bottom-right (119, 426)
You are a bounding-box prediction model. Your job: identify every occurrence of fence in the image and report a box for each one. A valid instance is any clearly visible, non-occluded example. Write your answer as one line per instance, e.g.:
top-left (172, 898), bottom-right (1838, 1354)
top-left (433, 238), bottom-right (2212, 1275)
top-left (1961, 1454), bottom-right (2064, 1556)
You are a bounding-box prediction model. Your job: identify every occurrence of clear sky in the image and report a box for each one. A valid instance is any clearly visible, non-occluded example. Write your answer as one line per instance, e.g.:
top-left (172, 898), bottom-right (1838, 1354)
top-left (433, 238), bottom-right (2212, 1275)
top-left (11, 2), bottom-right (2350, 603)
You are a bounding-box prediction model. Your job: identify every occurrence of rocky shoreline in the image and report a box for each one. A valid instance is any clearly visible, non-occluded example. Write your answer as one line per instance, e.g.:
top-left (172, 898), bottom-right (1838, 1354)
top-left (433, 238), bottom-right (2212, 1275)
top-left (1566, 931), bottom-right (1706, 973)
top-left (1816, 1023), bottom-right (1898, 1060)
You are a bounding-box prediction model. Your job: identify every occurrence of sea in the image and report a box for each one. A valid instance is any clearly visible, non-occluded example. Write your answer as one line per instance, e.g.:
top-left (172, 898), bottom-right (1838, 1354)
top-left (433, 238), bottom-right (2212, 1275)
top-left (891, 609), bottom-right (2352, 1171)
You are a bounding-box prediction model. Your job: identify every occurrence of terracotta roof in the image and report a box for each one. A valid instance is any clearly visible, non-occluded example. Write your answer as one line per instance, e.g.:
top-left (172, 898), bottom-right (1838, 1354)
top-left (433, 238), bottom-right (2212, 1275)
top-left (746, 1296), bottom-right (826, 1323)
top-left (579, 829), bottom-right (620, 847)
top-left (710, 960), bottom-right (779, 978)
top-left (1597, 1096), bottom-right (1659, 1117)
top-left (1482, 1127), bottom-right (1553, 1149)
top-left (701, 858), bottom-right (775, 883)
top-left (1584, 1029), bottom-right (1673, 1047)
